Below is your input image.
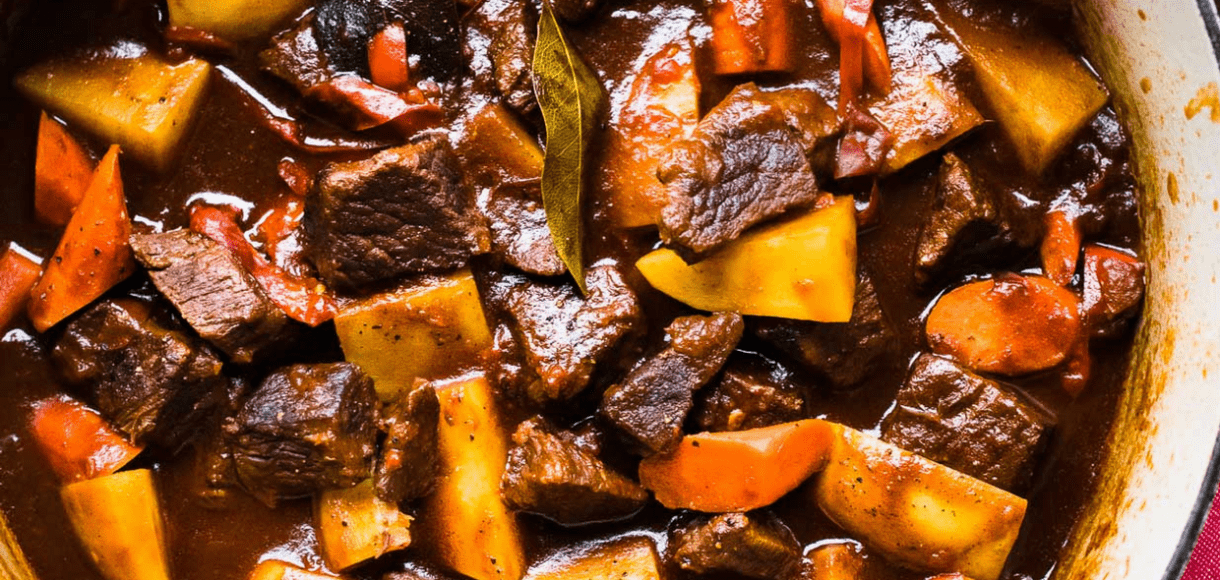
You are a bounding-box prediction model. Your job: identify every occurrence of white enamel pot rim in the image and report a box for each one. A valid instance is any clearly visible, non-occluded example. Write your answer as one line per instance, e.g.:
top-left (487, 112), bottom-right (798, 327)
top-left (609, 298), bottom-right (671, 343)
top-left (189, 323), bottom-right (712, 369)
top-left (1065, 1), bottom-right (1220, 579)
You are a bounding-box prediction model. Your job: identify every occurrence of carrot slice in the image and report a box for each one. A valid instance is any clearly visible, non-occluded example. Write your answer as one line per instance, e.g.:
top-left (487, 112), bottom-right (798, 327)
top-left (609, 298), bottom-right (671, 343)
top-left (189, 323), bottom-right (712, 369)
top-left (638, 419), bottom-right (839, 512)
top-left (926, 274), bottom-right (1082, 376)
top-left (817, 0), bottom-right (892, 98)
top-left (0, 245), bottom-right (43, 330)
top-left (707, 0), bottom-right (793, 75)
top-left (34, 112), bottom-right (94, 226)
top-left (29, 396), bottom-right (142, 483)
top-left (1041, 209), bottom-right (1081, 286)
top-left (368, 22), bottom-right (410, 93)
top-left (27, 145), bottom-right (133, 332)
top-left (190, 205), bottom-right (336, 326)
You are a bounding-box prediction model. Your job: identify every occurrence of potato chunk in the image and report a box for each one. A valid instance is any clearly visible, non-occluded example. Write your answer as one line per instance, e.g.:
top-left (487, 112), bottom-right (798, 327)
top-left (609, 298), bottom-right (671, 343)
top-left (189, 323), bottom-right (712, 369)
top-left (636, 196), bottom-right (856, 322)
top-left (932, 5), bottom-right (1108, 174)
top-left (315, 479), bottom-right (412, 571)
top-left (60, 469), bottom-right (170, 580)
top-left (420, 376), bottom-right (525, 580)
top-left (16, 53), bottom-right (211, 171)
top-left (167, 0), bottom-right (310, 42)
top-left (813, 428), bottom-right (1025, 580)
top-left (335, 270), bottom-right (493, 401)
top-left (526, 537), bottom-right (661, 580)
top-left (869, 59), bottom-right (983, 175)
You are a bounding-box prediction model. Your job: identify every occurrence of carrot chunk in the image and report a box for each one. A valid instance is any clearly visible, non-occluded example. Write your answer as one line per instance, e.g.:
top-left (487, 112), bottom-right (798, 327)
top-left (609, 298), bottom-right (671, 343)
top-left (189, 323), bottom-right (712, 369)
top-left (27, 145), bottom-right (134, 332)
top-left (638, 419), bottom-right (839, 512)
top-left (925, 274), bottom-right (1082, 376)
top-left (368, 22), bottom-right (410, 93)
top-left (0, 245), bottom-right (43, 331)
top-left (817, 0), bottom-right (892, 99)
top-left (707, 0), bottom-right (792, 75)
top-left (29, 396), bottom-right (142, 483)
top-left (34, 112), bottom-right (95, 226)
top-left (1041, 209), bottom-right (1081, 286)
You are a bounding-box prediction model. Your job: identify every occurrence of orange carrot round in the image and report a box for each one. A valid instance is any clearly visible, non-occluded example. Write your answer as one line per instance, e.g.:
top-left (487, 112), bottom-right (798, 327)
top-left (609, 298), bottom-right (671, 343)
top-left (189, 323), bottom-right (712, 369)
top-left (638, 419), bottom-right (839, 512)
top-left (926, 274), bottom-right (1082, 376)
top-left (34, 112), bottom-right (94, 226)
top-left (29, 396), bottom-right (142, 483)
top-left (1041, 209), bottom-right (1081, 286)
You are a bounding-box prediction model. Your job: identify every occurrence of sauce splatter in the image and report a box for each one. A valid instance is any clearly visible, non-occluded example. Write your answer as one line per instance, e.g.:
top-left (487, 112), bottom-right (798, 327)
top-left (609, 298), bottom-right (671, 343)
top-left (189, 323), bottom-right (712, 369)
top-left (1185, 82), bottom-right (1220, 122)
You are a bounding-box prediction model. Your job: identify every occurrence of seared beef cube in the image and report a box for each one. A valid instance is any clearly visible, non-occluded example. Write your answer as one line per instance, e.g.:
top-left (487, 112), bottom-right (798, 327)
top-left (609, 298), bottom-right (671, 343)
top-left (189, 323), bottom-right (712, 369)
top-left (261, 14), bottom-right (331, 95)
top-left (552, 0), bottom-right (601, 21)
top-left (131, 230), bottom-right (289, 364)
top-left (754, 270), bottom-right (895, 389)
top-left (502, 264), bottom-right (642, 402)
top-left (306, 135), bottom-right (489, 290)
top-left (692, 364), bottom-right (805, 432)
top-left (485, 187), bottom-right (566, 276)
top-left (669, 513), bottom-right (801, 580)
top-left (52, 299), bottom-right (225, 448)
top-left (880, 354), bottom-right (1053, 491)
top-left (914, 154), bottom-right (1015, 284)
top-left (601, 313), bottom-right (744, 455)
top-left (657, 84), bottom-right (838, 258)
top-left (468, 0), bottom-right (538, 115)
top-left (382, 0), bottom-right (463, 83)
top-left (501, 418), bottom-right (648, 526)
top-left (228, 363), bottom-right (378, 506)
top-left (375, 383), bottom-right (441, 504)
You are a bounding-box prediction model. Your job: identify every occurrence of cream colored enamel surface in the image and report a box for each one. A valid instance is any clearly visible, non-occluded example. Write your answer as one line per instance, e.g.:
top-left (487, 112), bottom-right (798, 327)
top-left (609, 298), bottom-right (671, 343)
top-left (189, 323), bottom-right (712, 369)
top-left (1061, 1), bottom-right (1220, 579)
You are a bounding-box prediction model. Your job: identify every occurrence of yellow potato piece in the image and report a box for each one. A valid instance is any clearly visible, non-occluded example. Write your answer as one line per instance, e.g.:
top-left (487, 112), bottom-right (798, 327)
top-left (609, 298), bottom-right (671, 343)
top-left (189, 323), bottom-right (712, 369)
top-left (461, 103), bottom-right (543, 186)
top-left (636, 196), bottom-right (856, 322)
top-left (16, 52), bottom-right (211, 171)
top-left (60, 469), bottom-right (169, 580)
top-left (167, 0), bottom-right (310, 41)
top-left (315, 479), bottom-right (411, 571)
top-left (335, 270), bottom-right (493, 401)
top-left (526, 537), bottom-right (661, 580)
top-left (420, 376), bottom-right (525, 580)
top-left (932, 4), bottom-right (1109, 174)
top-left (813, 428), bottom-right (1025, 580)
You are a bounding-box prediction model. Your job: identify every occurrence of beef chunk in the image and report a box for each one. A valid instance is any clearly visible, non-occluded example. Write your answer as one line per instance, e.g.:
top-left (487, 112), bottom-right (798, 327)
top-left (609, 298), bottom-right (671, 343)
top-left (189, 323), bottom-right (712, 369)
top-left (468, 0), bottom-right (537, 115)
top-left (551, 0), bottom-right (601, 21)
top-left (754, 270), bottom-right (895, 389)
top-left (306, 135), bottom-right (489, 290)
top-left (501, 418), bottom-right (648, 526)
top-left (692, 363), bottom-right (805, 432)
top-left (880, 354), bottom-right (1053, 491)
top-left (1082, 245), bottom-right (1145, 337)
top-left (375, 383), bottom-right (441, 504)
top-left (669, 513), bottom-right (801, 580)
top-left (382, 0), bottom-right (463, 83)
top-left (53, 299), bottom-right (225, 448)
top-left (484, 187), bottom-right (566, 276)
top-left (914, 153), bottom-right (1015, 284)
top-left (131, 229), bottom-right (289, 364)
top-left (657, 84), bottom-right (838, 258)
top-left (261, 14), bottom-right (331, 95)
top-left (601, 312), bottom-right (743, 455)
top-left (501, 264), bottom-right (642, 402)
top-left (228, 363), bottom-right (378, 506)
top-left (313, 0), bottom-right (381, 76)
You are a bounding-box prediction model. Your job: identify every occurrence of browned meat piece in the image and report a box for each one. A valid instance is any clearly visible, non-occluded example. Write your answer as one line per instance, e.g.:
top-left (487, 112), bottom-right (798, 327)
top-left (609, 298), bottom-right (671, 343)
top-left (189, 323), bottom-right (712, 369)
top-left (1082, 244), bottom-right (1145, 337)
top-left (914, 153), bottom-right (1016, 284)
top-left (382, 0), bottom-right (463, 83)
top-left (669, 513), bottom-right (801, 580)
top-left (657, 83), bottom-right (838, 258)
top-left (375, 383), bottom-right (441, 504)
top-left (880, 354), bottom-right (1053, 491)
top-left (261, 14), bottom-right (331, 95)
top-left (306, 135), bottom-right (489, 291)
top-left (484, 187), bottom-right (566, 276)
top-left (753, 270), bottom-right (896, 389)
top-left (131, 229), bottom-right (290, 364)
top-left (501, 265), bottom-right (642, 402)
top-left (312, 0), bottom-right (381, 76)
top-left (52, 299), bottom-right (226, 448)
top-left (552, 0), bottom-right (601, 21)
top-left (468, 0), bottom-right (537, 115)
top-left (692, 363), bottom-right (805, 432)
top-left (501, 418), bottom-right (648, 526)
top-left (601, 312), bottom-right (744, 455)
top-left (228, 363), bottom-right (378, 506)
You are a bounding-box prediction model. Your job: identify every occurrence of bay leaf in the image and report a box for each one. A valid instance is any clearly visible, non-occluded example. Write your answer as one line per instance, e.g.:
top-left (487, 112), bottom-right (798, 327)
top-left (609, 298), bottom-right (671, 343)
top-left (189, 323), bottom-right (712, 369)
top-left (532, 0), bottom-right (607, 292)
